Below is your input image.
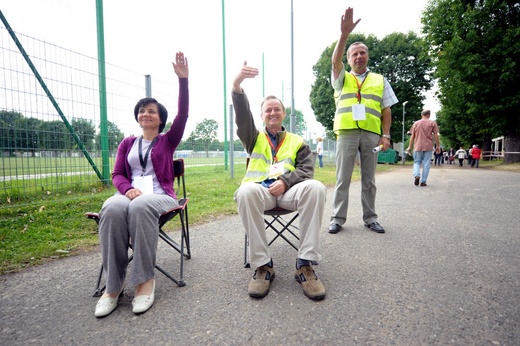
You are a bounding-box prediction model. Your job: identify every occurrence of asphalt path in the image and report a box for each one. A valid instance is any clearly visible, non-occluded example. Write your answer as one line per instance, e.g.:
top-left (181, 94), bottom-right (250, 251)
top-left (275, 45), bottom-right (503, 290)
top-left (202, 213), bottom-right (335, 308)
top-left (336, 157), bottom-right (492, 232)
top-left (1, 163), bottom-right (519, 345)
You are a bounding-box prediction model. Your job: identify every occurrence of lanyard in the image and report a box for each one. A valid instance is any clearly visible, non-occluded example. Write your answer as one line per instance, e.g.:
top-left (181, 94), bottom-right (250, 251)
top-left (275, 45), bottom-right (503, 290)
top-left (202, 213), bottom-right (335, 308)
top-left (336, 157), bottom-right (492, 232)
top-left (265, 133), bottom-right (286, 163)
top-left (351, 71), bottom-right (369, 103)
top-left (138, 136), bottom-right (157, 175)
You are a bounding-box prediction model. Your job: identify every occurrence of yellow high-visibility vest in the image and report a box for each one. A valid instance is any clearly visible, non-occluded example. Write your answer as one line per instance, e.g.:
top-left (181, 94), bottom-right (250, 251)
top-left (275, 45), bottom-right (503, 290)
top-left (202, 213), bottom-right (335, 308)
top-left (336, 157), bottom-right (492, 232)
top-left (333, 72), bottom-right (384, 135)
top-left (243, 131), bottom-right (303, 183)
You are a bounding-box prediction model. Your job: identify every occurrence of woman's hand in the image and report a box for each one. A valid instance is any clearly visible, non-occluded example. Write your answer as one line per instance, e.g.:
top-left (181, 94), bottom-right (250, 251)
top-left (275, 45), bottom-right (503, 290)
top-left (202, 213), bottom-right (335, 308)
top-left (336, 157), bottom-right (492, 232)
top-left (125, 188), bottom-right (142, 200)
top-left (172, 51), bottom-right (189, 78)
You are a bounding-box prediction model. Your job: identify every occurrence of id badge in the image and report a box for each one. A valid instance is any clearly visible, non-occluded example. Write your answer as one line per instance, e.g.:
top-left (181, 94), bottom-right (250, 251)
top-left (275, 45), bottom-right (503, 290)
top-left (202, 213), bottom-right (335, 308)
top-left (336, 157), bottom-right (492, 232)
top-left (268, 162), bottom-right (285, 179)
top-left (352, 103), bottom-right (366, 121)
top-left (132, 175), bottom-right (154, 194)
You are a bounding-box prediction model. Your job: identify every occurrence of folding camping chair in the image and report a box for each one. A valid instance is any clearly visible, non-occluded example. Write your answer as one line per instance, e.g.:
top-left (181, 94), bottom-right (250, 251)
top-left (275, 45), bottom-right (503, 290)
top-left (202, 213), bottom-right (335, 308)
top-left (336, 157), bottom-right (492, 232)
top-left (243, 208), bottom-right (300, 268)
top-left (242, 157), bottom-right (300, 268)
top-left (85, 158), bottom-right (191, 297)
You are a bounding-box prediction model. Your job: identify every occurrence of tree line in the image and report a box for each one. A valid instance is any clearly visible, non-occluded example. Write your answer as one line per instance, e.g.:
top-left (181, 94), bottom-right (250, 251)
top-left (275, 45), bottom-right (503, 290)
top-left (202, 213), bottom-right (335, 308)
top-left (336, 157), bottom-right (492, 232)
top-left (0, 110), bottom-right (124, 156)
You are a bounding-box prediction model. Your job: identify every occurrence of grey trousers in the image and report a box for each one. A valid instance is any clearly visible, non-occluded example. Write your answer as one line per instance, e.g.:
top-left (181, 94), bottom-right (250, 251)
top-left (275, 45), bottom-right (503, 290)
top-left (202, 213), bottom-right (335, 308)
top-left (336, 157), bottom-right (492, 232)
top-left (234, 179), bottom-right (326, 270)
top-left (330, 129), bottom-right (380, 226)
top-left (98, 193), bottom-right (177, 294)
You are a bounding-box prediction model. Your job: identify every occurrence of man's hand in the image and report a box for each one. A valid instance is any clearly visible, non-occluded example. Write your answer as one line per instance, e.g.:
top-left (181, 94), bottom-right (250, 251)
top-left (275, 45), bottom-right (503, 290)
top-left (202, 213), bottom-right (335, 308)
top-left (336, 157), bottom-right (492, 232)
top-left (340, 7), bottom-right (361, 36)
top-left (232, 61), bottom-right (259, 93)
top-left (268, 179), bottom-right (286, 197)
top-left (379, 137), bottom-right (391, 151)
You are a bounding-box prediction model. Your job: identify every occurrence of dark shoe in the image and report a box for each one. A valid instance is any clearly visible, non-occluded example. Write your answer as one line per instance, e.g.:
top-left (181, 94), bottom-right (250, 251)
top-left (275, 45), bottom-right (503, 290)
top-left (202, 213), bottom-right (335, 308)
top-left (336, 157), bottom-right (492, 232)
top-left (420, 182), bottom-right (427, 186)
top-left (328, 223), bottom-right (342, 234)
top-left (364, 222), bottom-right (385, 233)
top-left (248, 264), bottom-right (275, 298)
top-left (414, 176), bottom-right (420, 186)
top-left (295, 265), bottom-right (326, 300)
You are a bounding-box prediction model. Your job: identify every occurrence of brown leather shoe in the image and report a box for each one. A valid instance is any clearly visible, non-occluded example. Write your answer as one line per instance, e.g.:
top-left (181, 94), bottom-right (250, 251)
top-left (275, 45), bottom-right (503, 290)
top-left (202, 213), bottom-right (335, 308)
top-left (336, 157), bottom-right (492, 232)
top-left (248, 264), bottom-right (275, 298)
top-left (420, 182), bottom-right (427, 186)
top-left (295, 265), bottom-right (326, 300)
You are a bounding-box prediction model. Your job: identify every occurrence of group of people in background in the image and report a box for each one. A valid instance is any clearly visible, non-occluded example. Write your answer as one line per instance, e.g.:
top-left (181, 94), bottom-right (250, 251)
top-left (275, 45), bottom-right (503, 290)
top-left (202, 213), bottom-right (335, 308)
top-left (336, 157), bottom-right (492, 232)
top-left (433, 145), bottom-right (482, 168)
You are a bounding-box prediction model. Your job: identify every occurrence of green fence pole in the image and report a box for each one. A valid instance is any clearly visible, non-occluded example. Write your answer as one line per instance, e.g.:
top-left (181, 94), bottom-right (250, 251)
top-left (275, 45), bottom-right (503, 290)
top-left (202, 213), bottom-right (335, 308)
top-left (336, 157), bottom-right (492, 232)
top-left (95, 0), bottom-right (110, 184)
top-left (222, 0), bottom-right (228, 170)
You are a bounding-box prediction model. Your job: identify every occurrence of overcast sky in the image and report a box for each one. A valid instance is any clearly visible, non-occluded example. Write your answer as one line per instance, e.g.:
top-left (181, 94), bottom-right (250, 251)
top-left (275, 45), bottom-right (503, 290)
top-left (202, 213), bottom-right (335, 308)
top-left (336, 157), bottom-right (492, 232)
top-left (1, 0), bottom-right (437, 140)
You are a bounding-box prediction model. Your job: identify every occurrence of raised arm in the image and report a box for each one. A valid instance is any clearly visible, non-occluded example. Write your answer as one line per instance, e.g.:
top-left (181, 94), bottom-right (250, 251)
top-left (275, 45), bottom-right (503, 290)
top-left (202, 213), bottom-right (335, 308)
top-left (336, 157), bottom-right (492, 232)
top-left (232, 62), bottom-right (260, 153)
top-left (332, 7), bottom-right (361, 81)
top-left (166, 52), bottom-right (189, 148)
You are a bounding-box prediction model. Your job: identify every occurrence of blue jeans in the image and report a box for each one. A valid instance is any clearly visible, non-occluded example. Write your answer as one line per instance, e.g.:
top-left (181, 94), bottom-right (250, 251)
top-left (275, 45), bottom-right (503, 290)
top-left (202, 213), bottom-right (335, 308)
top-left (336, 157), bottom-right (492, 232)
top-left (318, 155), bottom-right (323, 168)
top-left (413, 151), bottom-right (433, 183)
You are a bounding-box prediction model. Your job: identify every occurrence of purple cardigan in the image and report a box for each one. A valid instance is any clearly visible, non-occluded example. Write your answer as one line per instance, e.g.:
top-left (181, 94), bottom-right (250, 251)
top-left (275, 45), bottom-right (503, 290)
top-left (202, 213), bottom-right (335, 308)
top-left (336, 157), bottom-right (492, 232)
top-left (111, 78), bottom-right (189, 199)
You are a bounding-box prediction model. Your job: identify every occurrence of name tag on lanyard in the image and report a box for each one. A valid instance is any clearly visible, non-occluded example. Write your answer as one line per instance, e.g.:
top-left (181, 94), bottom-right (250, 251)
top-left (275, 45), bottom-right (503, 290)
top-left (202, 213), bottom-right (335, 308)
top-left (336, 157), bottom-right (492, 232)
top-left (352, 103), bottom-right (366, 120)
top-left (268, 162), bottom-right (285, 179)
top-left (133, 136), bottom-right (157, 194)
top-left (352, 72), bottom-right (368, 121)
top-left (132, 175), bottom-right (153, 194)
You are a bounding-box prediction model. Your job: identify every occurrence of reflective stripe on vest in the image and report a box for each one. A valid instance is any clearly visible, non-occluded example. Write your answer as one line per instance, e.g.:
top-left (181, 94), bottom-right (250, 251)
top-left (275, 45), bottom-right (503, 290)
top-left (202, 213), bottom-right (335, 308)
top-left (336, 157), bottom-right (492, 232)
top-left (243, 132), bottom-right (303, 183)
top-left (333, 72), bottom-right (384, 135)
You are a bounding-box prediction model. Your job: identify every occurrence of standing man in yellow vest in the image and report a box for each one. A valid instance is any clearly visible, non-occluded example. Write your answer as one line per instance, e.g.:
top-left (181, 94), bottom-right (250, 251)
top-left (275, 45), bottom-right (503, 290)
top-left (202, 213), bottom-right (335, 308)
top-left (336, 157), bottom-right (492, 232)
top-left (328, 7), bottom-right (398, 235)
top-left (232, 62), bottom-right (327, 301)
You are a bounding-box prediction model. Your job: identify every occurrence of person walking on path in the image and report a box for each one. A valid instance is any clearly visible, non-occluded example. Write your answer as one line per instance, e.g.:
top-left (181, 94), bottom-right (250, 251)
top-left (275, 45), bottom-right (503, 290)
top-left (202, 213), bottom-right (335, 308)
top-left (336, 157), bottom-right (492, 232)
top-left (316, 137), bottom-right (324, 168)
top-left (406, 109), bottom-right (440, 187)
top-left (328, 7), bottom-right (398, 235)
top-left (232, 62), bottom-right (327, 301)
top-left (471, 145), bottom-right (482, 168)
top-left (455, 146), bottom-right (467, 167)
top-left (448, 147), bottom-right (456, 164)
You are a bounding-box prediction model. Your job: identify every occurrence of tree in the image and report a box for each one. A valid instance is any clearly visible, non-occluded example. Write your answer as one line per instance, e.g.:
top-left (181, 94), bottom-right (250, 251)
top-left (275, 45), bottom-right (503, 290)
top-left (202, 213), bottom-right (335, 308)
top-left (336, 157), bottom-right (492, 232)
top-left (16, 117), bottom-right (42, 156)
top-left (186, 118), bottom-right (219, 157)
top-left (96, 120), bottom-right (125, 153)
top-left (309, 32), bottom-right (433, 142)
top-left (283, 107), bottom-right (307, 137)
top-left (0, 110), bottom-right (24, 156)
top-left (37, 120), bottom-right (70, 153)
top-left (71, 118), bottom-right (96, 151)
top-left (422, 0), bottom-right (520, 162)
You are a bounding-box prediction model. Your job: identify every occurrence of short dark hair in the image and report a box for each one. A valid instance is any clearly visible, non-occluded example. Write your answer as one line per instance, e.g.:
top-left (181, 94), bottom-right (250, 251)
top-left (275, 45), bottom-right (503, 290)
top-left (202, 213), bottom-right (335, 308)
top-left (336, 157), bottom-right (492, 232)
top-left (347, 42), bottom-right (369, 59)
top-left (260, 95), bottom-right (285, 113)
top-left (133, 98), bottom-right (168, 133)
top-left (421, 109), bottom-right (431, 116)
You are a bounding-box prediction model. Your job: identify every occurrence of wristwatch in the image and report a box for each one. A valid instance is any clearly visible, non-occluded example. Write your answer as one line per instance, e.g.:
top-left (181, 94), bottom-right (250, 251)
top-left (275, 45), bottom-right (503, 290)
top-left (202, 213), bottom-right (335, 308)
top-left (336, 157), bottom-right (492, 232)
top-left (382, 134), bottom-right (391, 139)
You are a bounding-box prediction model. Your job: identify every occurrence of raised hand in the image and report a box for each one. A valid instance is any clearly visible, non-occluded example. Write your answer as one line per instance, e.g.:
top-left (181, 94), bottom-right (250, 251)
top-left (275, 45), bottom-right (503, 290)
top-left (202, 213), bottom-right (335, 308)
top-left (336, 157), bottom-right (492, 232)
top-left (232, 61), bottom-right (260, 92)
top-left (340, 7), bottom-right (361, 35)
top-left (172, 51), bottom-right (189, 78)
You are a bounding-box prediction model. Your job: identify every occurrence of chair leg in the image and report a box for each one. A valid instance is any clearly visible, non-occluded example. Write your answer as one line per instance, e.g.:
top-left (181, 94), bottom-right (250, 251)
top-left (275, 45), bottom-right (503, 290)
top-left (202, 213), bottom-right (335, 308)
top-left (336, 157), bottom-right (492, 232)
top-left (157, 209), bottom-right (191, 287)
top-left (244, 234), bottom-right (250, 268)
top-left (264, 214), bottom-right (299, 251)
top-left (93, 265), bottom-right (105, 297)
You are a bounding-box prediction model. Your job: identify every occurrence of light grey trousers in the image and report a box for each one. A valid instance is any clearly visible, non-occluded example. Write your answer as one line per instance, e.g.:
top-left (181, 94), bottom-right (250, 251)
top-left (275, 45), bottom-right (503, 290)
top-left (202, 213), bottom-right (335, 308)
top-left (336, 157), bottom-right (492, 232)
top-left (98, 193), bottom-right (177, 294)
top-left (234, 179), bottom-right (326, 270)
top-left (330, 129), bottom-right (380, 226)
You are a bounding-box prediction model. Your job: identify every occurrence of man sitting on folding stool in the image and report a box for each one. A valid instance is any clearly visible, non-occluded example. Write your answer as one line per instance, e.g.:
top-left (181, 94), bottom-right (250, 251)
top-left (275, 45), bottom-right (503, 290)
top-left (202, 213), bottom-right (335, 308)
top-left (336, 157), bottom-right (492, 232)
top-left (232, 62), bottom-right (327, 300)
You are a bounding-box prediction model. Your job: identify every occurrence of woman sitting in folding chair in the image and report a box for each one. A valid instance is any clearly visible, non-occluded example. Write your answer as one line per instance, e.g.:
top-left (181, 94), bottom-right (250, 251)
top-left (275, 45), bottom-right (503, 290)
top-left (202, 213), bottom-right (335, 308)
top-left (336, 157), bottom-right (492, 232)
top-left (94, 52), bottom-right (189, 317)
